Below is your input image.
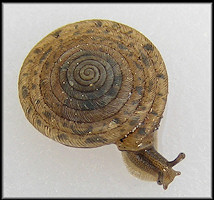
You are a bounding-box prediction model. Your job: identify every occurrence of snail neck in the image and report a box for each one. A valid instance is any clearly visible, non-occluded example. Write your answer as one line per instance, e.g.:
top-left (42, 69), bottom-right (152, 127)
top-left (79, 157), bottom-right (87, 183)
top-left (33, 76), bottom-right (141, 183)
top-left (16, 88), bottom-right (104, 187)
top-left (126, 146), bottom-right (185, 190)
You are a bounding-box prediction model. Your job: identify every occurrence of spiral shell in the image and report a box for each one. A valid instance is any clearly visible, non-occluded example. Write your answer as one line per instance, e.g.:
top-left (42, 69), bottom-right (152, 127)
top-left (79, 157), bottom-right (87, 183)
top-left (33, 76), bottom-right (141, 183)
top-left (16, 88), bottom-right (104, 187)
top-left (18, 19), bottom-right (168, 149)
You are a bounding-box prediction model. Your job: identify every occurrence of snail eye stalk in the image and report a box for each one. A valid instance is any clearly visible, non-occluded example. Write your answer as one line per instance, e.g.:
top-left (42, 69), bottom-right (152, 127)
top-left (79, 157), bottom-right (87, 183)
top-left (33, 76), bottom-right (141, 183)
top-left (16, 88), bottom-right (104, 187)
top-left (168, 153), bottom-right (186, 167)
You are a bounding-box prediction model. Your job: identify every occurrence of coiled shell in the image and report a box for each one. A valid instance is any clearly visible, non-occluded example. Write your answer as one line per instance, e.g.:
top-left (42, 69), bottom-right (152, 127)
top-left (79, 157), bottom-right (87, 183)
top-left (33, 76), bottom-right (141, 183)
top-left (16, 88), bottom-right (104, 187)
top-left (18, 19), bottom-right (168, 149)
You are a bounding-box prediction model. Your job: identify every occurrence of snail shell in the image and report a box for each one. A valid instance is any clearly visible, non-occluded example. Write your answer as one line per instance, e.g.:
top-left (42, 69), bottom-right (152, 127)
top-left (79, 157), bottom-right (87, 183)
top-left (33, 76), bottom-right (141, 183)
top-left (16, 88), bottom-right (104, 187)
top-left (18, 19), bottom-right (185, 190)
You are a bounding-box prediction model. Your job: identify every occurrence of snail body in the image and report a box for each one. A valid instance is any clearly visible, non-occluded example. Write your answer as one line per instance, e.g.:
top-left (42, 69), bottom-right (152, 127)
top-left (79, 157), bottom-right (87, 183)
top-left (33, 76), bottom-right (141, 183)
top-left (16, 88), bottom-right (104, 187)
top-left (18, 19), bottom-right (185, 190)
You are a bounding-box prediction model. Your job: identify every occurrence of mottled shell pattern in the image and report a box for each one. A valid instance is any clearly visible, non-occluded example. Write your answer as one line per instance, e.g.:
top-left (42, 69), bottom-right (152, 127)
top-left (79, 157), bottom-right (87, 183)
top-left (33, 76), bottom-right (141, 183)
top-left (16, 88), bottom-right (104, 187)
top-left (18, 19), bottom-right (167, 149)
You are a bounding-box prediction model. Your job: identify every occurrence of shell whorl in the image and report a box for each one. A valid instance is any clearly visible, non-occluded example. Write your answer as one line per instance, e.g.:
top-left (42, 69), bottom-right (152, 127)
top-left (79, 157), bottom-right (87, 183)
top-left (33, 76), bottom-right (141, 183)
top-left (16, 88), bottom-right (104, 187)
top-left (18, 19), bottom-right (168, 149)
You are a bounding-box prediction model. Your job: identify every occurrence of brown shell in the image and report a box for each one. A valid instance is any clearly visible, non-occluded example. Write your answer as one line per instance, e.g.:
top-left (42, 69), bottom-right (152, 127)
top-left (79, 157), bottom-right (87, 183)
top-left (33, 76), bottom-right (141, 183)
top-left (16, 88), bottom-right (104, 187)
top-left (18, 19), bottom-right (168, 149)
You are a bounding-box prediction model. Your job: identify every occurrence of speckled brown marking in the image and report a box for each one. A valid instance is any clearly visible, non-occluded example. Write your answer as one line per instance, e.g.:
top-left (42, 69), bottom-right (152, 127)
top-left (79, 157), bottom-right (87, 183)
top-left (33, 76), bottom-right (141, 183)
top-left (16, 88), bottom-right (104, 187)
top-left (43, 111), bottom-right (51, 119)
top-left (157, 93), bottom-right (163, 96)
top-left (143, 44), bottom-right (154, 51)
top-left (114, 75), bottom-right (122, 84)
top-left (63, 122), bottom-right (68, 127)
top-left (22, 86), bottom-right (28, 99)
top-left (70, 125), bottom-right (93, 135)
top-left (113, 118), bottom-right (120, 124)
top-left (103, 29), bottom-right (110, 34)
top-left (132, 100), bottom-right (139, 105)
top-left (129, 116), bottom-right (140, 126)
top-left (39, 47), bottom-right (52, 64)
top-left (124, 110), bottom-right (131, 115)
top-left (148, 80), bottom-right (153, 92)
top-left (58, 133), bottom-right (68, 140)
top-left (18, 19), bottom-right (184, 190)
top-left (83, 101), bottom-right (95, 110)
top-left (36, 119), bottom-right (41, 126)
top-left (112, 23), bottom-right (120, 29)
top-left (126, 30), bottom-right (133, 34)
top-left (52, 30), bottom-right (62, 38)
top-left (141, 106), bottom-right (146, 110)
top-left (95, 20), bottom-right (102, 27)
top-left (35, 99), bottom-right (40, 104)
top-left (107, 87), bottom-right (117, 97)
top-left (118, 43), bottom-right (127, 50)
top-left (45, 61), bottom-right (50, 69)
top-left (157, 74), bottom-right (165, 79)
top-left (40, 79), bottom-right (46, 87)
top-left (129, 42), bottom-right (134, 47)
top-left (85, 136), bottom-right (107, 143)
top-left (134, 61), bottom-right (143, 69)
top-left (140, 52), bottom-right (149, 67)
top-left (64, 99), bottom-right (70, 107)
top-left (53, 53), bottom-right (57, 59)
top-left (162, 97), bottom-right (167, 102)
top-left (86, 29), bottom-right (94, 33)
top-left (150, 110), bottom-right (158, 116)
top-left (31, 84), bottom-right (36, 89)
top-left (129, 52), bottom-right (134, 57)
top-left (136, 86), bottom-right (143, 95)
top-left (34, 48), bottom-right (41, 54)
top-left (138, 127), bottom-right (146, 135)
top-left (117, 35), bottom-right (122, 40)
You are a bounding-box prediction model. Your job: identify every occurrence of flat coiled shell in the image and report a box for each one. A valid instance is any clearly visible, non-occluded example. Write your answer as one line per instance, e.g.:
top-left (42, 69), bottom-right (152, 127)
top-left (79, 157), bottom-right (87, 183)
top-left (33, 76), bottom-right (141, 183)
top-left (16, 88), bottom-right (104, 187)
top-left (18, 19), bottom-right (168, 148)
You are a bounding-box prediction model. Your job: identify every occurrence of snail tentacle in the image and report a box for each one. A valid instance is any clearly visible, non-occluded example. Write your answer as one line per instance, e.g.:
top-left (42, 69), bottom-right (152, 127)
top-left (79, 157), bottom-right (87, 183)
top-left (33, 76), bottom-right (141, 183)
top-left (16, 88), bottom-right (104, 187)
top-left (123, 146), bottom-right (185, 190)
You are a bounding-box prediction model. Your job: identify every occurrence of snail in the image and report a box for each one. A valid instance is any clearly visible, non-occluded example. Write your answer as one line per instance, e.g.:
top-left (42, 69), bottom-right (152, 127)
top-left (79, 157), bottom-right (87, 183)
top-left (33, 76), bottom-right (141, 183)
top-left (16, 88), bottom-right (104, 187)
top-left (18, 19), bottom-right (185, 190)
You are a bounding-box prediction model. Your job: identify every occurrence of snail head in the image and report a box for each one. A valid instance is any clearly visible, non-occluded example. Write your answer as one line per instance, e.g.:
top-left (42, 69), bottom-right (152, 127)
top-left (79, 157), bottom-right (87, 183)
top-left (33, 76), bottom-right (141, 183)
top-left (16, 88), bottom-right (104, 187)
top-left (157, 152), bottom-right (185, 190)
